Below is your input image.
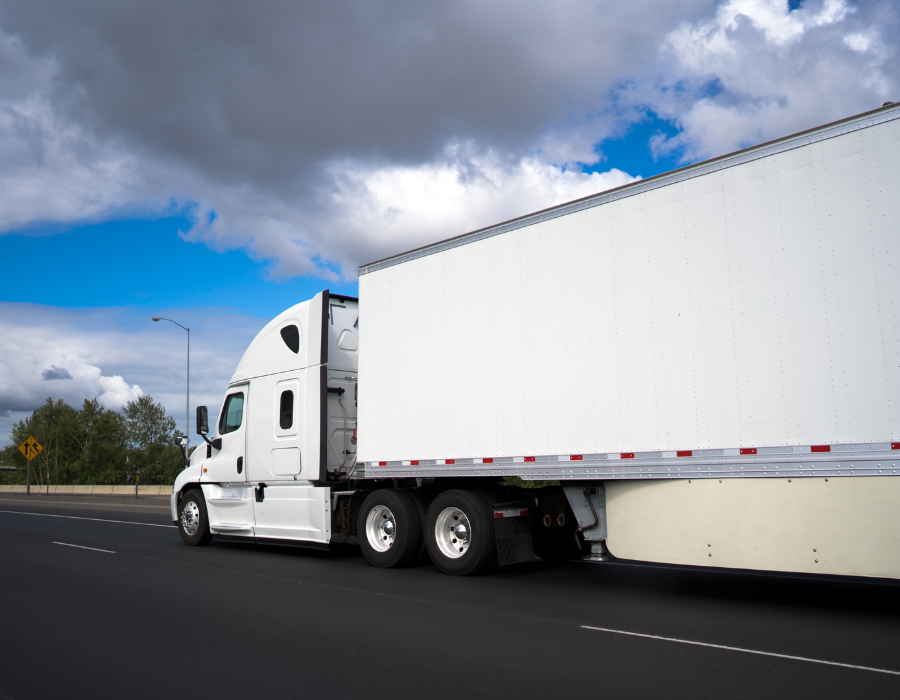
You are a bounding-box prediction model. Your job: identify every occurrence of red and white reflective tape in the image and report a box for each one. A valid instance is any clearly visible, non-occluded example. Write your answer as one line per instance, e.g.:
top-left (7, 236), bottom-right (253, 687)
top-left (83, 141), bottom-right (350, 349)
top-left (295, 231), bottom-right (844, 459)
top-left (493, 508), bottom-right (529, 519)
top-left (370, 443), bottom-right (894, 468)
top-left (362, 441), bottom-right (900, 481)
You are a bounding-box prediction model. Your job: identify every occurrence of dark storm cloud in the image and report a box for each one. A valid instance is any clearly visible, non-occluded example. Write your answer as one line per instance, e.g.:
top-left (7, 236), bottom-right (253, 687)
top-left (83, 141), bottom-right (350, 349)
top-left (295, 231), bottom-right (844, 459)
top-left (0, 0), bottom-right (712, 189)
top-left (41, 365), bottom-right (72, 380)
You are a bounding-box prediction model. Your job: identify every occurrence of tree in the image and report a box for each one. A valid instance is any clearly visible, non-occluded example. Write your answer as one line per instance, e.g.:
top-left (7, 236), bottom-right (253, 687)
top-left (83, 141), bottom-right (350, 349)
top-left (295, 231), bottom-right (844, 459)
top-left (121, 395), bottom-right (185, 485)
top-left (69, 399), bottom-right (127, 484)
top-left (1, 394), bottom-right (184, 486)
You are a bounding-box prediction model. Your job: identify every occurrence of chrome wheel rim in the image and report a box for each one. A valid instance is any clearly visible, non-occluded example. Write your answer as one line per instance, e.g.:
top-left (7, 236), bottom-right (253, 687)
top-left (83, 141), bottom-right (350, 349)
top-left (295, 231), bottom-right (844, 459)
top-left (435, 507), bottom-right (471, 559)
top-left (365, 505), bottom-right (396, 552)
top-left (181, 500), bottom-right (200, 536)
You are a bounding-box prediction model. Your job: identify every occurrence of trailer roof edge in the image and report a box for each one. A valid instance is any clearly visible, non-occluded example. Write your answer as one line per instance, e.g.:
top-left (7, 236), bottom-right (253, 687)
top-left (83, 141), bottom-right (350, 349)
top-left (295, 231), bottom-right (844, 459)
top-left (358, 102), bottom-right (900, 276)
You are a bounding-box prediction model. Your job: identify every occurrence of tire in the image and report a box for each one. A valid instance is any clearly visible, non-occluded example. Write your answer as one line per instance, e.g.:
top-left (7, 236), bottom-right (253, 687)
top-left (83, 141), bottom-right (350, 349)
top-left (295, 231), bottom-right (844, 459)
top-left (178, 488), bottom-right (213, 546)
top-left (357, 489), bottom-right (423, 568)
top-left (424, 489), bottom-right (497, 576)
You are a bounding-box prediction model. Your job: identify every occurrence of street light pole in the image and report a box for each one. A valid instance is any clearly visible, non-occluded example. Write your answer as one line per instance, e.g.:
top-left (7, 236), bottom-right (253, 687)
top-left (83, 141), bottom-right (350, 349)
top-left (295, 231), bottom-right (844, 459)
top-left (151, 317), bottom-right (190, 453)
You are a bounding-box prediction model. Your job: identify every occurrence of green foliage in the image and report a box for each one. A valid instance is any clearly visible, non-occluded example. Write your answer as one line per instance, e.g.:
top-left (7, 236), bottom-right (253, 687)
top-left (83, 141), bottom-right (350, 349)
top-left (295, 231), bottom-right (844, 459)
top-left (122, 395), bottom-right (186, 485)
top-left (500, 476), bottom-right (560, 489)
top-left (0, 395), bottom-right (185, 486)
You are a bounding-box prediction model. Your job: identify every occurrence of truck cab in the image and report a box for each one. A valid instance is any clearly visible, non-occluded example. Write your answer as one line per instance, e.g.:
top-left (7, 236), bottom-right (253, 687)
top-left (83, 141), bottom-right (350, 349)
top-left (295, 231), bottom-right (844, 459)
top-left (172, 290), bottom-right (358, 546)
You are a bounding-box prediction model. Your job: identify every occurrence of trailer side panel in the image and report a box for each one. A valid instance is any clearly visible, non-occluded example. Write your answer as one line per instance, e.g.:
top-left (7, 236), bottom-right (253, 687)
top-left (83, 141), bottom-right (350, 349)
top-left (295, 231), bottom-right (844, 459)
top-left (358, 109), bottom-right (900, 472)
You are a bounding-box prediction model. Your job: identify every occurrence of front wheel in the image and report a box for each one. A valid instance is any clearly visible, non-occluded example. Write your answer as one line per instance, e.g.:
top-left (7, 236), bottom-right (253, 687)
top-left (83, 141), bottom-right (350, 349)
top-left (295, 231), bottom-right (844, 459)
top-left (178, 489), bottom-right (213, 546)
top-left (357, 489), bottom-right (422, 568)
top-left (424, 490), bottom-right (496, 575)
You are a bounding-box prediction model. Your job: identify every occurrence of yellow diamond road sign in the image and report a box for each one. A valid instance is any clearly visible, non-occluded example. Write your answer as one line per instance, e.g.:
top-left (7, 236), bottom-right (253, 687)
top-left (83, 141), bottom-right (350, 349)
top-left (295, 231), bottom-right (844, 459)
top-left (18, 436), bottom-right (43, 461)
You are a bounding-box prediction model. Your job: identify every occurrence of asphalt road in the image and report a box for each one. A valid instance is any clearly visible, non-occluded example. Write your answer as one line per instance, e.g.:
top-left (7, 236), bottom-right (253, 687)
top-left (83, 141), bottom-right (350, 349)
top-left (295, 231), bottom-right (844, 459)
top-left (1, 496), bottom-right (899, 700)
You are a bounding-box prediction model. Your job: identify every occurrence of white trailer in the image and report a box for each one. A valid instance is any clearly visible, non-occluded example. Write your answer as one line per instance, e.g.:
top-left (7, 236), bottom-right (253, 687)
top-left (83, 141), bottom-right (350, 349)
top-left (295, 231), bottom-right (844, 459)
top-left (173, 102), bottom-right (900, 578)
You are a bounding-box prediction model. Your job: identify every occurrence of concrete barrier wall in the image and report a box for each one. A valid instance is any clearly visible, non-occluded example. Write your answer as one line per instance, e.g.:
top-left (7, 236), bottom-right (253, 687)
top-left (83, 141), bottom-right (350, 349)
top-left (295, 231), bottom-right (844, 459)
top-left (0, 484), bottom-right (172, 496)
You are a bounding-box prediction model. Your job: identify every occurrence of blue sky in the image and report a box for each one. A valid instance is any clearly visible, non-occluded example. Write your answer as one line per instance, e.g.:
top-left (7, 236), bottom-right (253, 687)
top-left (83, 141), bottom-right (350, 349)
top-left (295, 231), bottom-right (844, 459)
top-left (0, 216), bottom-right (359, 320)
top-left (1, 0), bottom-right (896, 446)
top-left (584, 113), bottom-right (683, 179)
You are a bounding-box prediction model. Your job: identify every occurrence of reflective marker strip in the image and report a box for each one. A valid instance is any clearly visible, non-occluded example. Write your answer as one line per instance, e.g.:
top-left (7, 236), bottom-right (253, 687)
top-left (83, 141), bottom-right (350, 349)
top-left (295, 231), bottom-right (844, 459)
top-left (581, 625), bottom-right (900, 677)
top-left (363, 441), bottom-right (900, 473)
top-left (494, 509), bottom-right (529, 519)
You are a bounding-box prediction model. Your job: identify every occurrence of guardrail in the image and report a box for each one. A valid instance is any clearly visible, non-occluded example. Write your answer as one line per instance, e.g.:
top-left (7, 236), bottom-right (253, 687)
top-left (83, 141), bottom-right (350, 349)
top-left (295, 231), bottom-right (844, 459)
top-left (0, 484), bottom-right (172, 496)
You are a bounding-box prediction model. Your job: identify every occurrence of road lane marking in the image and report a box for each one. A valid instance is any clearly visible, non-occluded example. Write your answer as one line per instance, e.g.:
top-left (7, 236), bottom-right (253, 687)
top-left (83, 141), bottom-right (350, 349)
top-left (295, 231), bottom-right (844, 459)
top-left (581, 625), bottom-right (900, 676)
top-left (0, 509), bottom-right (175, 528)
top-left (53, 542), bottom-right (115, 554)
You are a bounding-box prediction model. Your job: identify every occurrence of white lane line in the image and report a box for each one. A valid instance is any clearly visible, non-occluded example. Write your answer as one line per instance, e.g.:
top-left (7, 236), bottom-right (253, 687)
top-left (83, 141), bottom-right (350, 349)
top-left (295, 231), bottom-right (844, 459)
top-left (581, 626), bottom-right (900, 677)
top-left (0, 509), bottom-right (175, 528)
top-left (53, 542), bottom-right (115, 554)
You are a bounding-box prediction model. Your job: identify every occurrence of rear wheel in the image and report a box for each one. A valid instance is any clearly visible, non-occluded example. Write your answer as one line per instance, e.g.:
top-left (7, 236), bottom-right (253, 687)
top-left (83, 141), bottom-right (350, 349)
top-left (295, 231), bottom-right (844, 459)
top-left (178, 489), bottom-right (212, 546)
top-left (358, 489), bottom-right (423, 568)
top-left (425, 490), bottom-right (496, 575)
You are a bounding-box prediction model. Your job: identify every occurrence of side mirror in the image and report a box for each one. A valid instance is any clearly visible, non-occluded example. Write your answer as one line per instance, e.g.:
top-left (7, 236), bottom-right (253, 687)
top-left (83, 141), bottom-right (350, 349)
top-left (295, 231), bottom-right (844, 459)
top-left (196, 406), bottom-right (209, 435)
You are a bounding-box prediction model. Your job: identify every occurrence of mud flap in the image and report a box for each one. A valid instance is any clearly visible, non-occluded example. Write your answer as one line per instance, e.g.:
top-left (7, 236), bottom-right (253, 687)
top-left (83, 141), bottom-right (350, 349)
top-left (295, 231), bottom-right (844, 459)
top-left (493, 508), bottom-right (535, 566)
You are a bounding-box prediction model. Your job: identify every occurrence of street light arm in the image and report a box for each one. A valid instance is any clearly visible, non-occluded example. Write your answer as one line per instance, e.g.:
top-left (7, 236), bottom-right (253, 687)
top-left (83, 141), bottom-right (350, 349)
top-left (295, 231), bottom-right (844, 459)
top-left (151, 317), bottom-right (189, 332)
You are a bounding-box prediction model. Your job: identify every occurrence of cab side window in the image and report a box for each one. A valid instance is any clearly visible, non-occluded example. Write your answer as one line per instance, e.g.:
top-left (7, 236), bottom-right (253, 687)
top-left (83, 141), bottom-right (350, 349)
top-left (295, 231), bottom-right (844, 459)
top-left (279, 390), bottom-right (294, 429)
top-left (219, 392), bottom-right (245, 434)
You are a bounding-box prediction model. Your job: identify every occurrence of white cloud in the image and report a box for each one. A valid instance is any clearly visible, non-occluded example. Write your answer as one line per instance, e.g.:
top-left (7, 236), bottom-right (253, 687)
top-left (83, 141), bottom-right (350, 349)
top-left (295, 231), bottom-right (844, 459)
top-left (647, 0), bottom-right (897, 161)
top-left (179, 145), bottom-right (638, 280)
top-left (844, 31), bottom-right (872, 53)
top-left (322, 146), bottom-right (636, 267)
top-left (96, 375), bottom-right (143, 410)
top-left (0, 303), bottom-right (265, 445)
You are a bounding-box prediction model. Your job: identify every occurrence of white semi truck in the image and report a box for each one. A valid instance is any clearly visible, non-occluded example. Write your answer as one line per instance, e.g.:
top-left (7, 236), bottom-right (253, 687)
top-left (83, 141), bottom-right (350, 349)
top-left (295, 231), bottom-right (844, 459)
top-left (173, 102), bottom-right (900, 578)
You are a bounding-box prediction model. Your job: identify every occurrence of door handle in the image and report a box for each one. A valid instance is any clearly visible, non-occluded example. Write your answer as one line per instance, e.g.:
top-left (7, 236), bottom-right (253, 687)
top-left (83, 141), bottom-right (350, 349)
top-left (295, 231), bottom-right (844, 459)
top-left (237, 456), bottom-right (243, 474)
top-left (255, 483), bottom-right (267, 502)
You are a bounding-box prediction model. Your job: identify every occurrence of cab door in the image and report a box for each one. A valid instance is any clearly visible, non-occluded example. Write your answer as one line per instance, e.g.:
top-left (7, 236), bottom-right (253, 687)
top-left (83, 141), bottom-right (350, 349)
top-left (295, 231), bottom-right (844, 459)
top-left (201, 384), bottom-right (254, 535)
top-left (246, 371), bottom-right (330, 544)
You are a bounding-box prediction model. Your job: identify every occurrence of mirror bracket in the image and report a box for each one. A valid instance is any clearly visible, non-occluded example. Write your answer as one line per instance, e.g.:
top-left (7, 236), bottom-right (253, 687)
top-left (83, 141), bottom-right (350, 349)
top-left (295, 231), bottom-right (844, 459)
top-left (198, 434), bottom-right (222, 450)
top-left (195, 406), bottom-right (222, 451)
